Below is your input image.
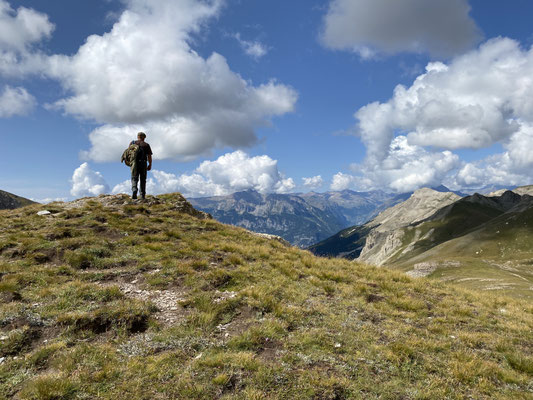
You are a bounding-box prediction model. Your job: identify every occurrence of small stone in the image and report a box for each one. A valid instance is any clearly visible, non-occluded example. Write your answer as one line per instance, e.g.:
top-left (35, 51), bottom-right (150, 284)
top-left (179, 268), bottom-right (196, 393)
top-left (334, 343), bottom-right (341, 348)
top-left (0, 357), bottom-right (4, 364)
top-left (37, 210), bottom-right (51, 216)
top-left (0, 336), bottom-right (8, 341)
top-left (195, 353), bottom-right (203, 359)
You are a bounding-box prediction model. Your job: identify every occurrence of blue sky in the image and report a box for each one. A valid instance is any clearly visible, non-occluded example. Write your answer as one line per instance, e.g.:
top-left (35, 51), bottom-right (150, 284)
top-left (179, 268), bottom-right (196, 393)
top-left (2, 0), bottom-right (533, 201)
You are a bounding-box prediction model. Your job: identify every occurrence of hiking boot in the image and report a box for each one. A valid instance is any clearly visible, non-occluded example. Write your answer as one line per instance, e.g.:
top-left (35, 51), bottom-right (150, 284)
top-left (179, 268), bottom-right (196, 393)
top-left (132, 192), bottom-right (137, 199)
top-left (141, 193), bottom-right (146, 200)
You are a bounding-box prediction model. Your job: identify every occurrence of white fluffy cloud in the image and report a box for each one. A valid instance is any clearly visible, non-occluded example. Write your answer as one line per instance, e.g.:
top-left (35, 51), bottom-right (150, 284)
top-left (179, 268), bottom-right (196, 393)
top-left (0, 0), bottom-right (54, 50)
top-left (355, 136), bottom-right (460, 192)
top-left (112, 151), bottom-right (295, 197)
top-left (0, 85), bottom-right (35, 117)
top-left (234, 33), bottom-right (269, 60)
top-left (349, 38), bottom-right (533, 192)
top-left (302, 175), bottom-right (323, 189)
top-left (330, 172), bottom-right (356, 191)
top-left (356, 39), bottom-right (533, 162)
top-left (332, 137), bottom-right (460, 192)
top-left (321, 0), bottom-right (480, 58)
top-left (70, 163), bottom-right (110, 198)
top-left (43, 0), bottom-right (296, 162)
top-left (455, 122), bottom-right (533, 188)
top-left (31, 197), bottom-right (68, 204)
top-left (0, 0), bottom-right (54, 76)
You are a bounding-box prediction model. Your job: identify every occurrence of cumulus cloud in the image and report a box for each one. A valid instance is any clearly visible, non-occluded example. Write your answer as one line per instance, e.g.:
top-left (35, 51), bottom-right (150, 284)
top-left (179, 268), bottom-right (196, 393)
top-left (356, 136), bottom-right (460, 192)
top-left (233, 33), bottom-right (269, 60)
top-left (332, 137), bottom-right (460, 193)
top-left (112, 151), bottom-right (295, 197)
top-left (302, 175), bottom-right (323, 189)
top-left (348, 38), bottom-right (533, 192)
top-left (0, 85), bottom-right (35, 117)
top-left (0, 0), bottom-right (54, 76)
top-left (70, 163), bottom-right (110, 198)
top-left (455, 123), bottom-right (533, 188)
top-left (330, 172), bottom-right (356, 191)
top-left (43, 0), bottom-right (296, 162)
top-left (31, 197), bottom-right (68, 204)
top-left (321, 0), bottom-right (481, 58)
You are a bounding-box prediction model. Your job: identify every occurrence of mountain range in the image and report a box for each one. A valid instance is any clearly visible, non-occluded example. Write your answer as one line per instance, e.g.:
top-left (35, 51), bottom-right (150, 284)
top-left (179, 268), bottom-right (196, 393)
top-left (310, 186), bottom-right (533, 299)
top-left (190, 189), bottom-right (400, 247)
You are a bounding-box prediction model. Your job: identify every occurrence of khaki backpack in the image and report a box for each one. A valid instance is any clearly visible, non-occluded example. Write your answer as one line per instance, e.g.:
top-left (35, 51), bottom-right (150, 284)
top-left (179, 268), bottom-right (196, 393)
top-left (121, 142), bottom-right (141, 167)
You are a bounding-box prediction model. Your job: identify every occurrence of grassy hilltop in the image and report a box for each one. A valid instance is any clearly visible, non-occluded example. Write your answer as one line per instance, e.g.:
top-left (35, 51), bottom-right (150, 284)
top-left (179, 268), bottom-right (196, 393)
top-left (1, 193), bottom-right (532, 399)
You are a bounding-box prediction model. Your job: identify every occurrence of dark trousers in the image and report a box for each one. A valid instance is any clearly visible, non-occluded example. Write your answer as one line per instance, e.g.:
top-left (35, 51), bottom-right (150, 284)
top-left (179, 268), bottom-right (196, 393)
top-left (131, 162), bottom-right (147, 196)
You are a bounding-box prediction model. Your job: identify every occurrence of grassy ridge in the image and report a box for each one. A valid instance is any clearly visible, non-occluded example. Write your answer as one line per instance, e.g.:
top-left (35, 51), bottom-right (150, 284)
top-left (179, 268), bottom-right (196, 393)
top-left (0, 194), bottom-right (532, 399)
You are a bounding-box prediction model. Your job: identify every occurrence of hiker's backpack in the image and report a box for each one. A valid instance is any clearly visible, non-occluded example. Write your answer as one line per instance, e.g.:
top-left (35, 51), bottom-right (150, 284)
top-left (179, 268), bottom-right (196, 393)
top-left (121, 141), bottom-right (141, 167)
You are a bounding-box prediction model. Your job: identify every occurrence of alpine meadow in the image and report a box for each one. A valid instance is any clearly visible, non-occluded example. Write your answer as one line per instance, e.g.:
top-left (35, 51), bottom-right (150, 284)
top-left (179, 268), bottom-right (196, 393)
top-left (2, 1), bottom-right (533, 399)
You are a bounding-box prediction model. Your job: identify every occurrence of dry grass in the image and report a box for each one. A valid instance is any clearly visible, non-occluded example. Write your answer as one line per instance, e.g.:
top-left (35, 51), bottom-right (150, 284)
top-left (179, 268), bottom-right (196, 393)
top-left (0, 193), bottom-right (532, 399)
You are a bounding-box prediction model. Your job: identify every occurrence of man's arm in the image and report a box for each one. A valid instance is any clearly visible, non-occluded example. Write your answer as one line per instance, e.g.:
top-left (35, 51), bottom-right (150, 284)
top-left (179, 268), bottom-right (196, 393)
top-left (147, 154), bottom-right (152, 171)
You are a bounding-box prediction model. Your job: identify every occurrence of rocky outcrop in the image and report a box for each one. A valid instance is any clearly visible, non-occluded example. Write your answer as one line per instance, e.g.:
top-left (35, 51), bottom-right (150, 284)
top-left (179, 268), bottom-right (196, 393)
top-left (357, 188), bottom-right (461, 266)
top-left (488, 184), bottom-right (533, 197)
top-left (62, 193), bottom-right (212, 220)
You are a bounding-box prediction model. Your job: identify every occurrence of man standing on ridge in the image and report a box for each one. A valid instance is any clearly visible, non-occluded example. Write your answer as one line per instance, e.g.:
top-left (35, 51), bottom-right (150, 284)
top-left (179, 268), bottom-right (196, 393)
top-left (130, 132), bottom-right (153, 200)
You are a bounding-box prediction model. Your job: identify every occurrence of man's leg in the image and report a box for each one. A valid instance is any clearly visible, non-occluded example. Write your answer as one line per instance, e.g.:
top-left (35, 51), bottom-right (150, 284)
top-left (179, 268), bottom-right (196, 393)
top-left (139, 165), bottom-right (147, 200)
top-left (131, 170), bottom-right (139, 199)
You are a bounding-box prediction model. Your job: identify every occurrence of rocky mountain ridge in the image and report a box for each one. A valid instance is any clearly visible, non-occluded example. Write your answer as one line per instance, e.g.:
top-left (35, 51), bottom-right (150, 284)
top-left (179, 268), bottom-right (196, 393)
top-left (310, 188), bottom-right (461, 262)
top-left (310, 186), bottom-right (533, 298)
top-left (190, 189), bottom-right (400, 247)
top-left (358, 188), bottom-right (462, 266)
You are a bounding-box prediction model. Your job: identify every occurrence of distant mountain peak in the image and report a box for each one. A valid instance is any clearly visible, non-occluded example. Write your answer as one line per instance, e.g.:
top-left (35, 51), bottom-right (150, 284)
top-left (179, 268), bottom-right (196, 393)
top-left (0, 189), bottom-right (36, 210)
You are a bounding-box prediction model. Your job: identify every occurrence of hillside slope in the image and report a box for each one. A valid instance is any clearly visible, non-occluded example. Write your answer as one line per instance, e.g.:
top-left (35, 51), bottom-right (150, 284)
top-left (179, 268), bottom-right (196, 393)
top-left (1, 194), bottom-right (532, 399)
top-left (309, 188), bottom-right (460, 263)
top-left (396, 194), bottom-right (533, 298)
top-left (386, 191), bottom-right (523, 266)
top-left (0, 190), bottom-right (36, 210)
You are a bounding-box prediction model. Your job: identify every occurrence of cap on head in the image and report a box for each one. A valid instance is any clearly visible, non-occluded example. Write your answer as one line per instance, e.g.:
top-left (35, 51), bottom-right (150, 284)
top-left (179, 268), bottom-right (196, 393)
top-left (137, 132), bottom-right (146, 139)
